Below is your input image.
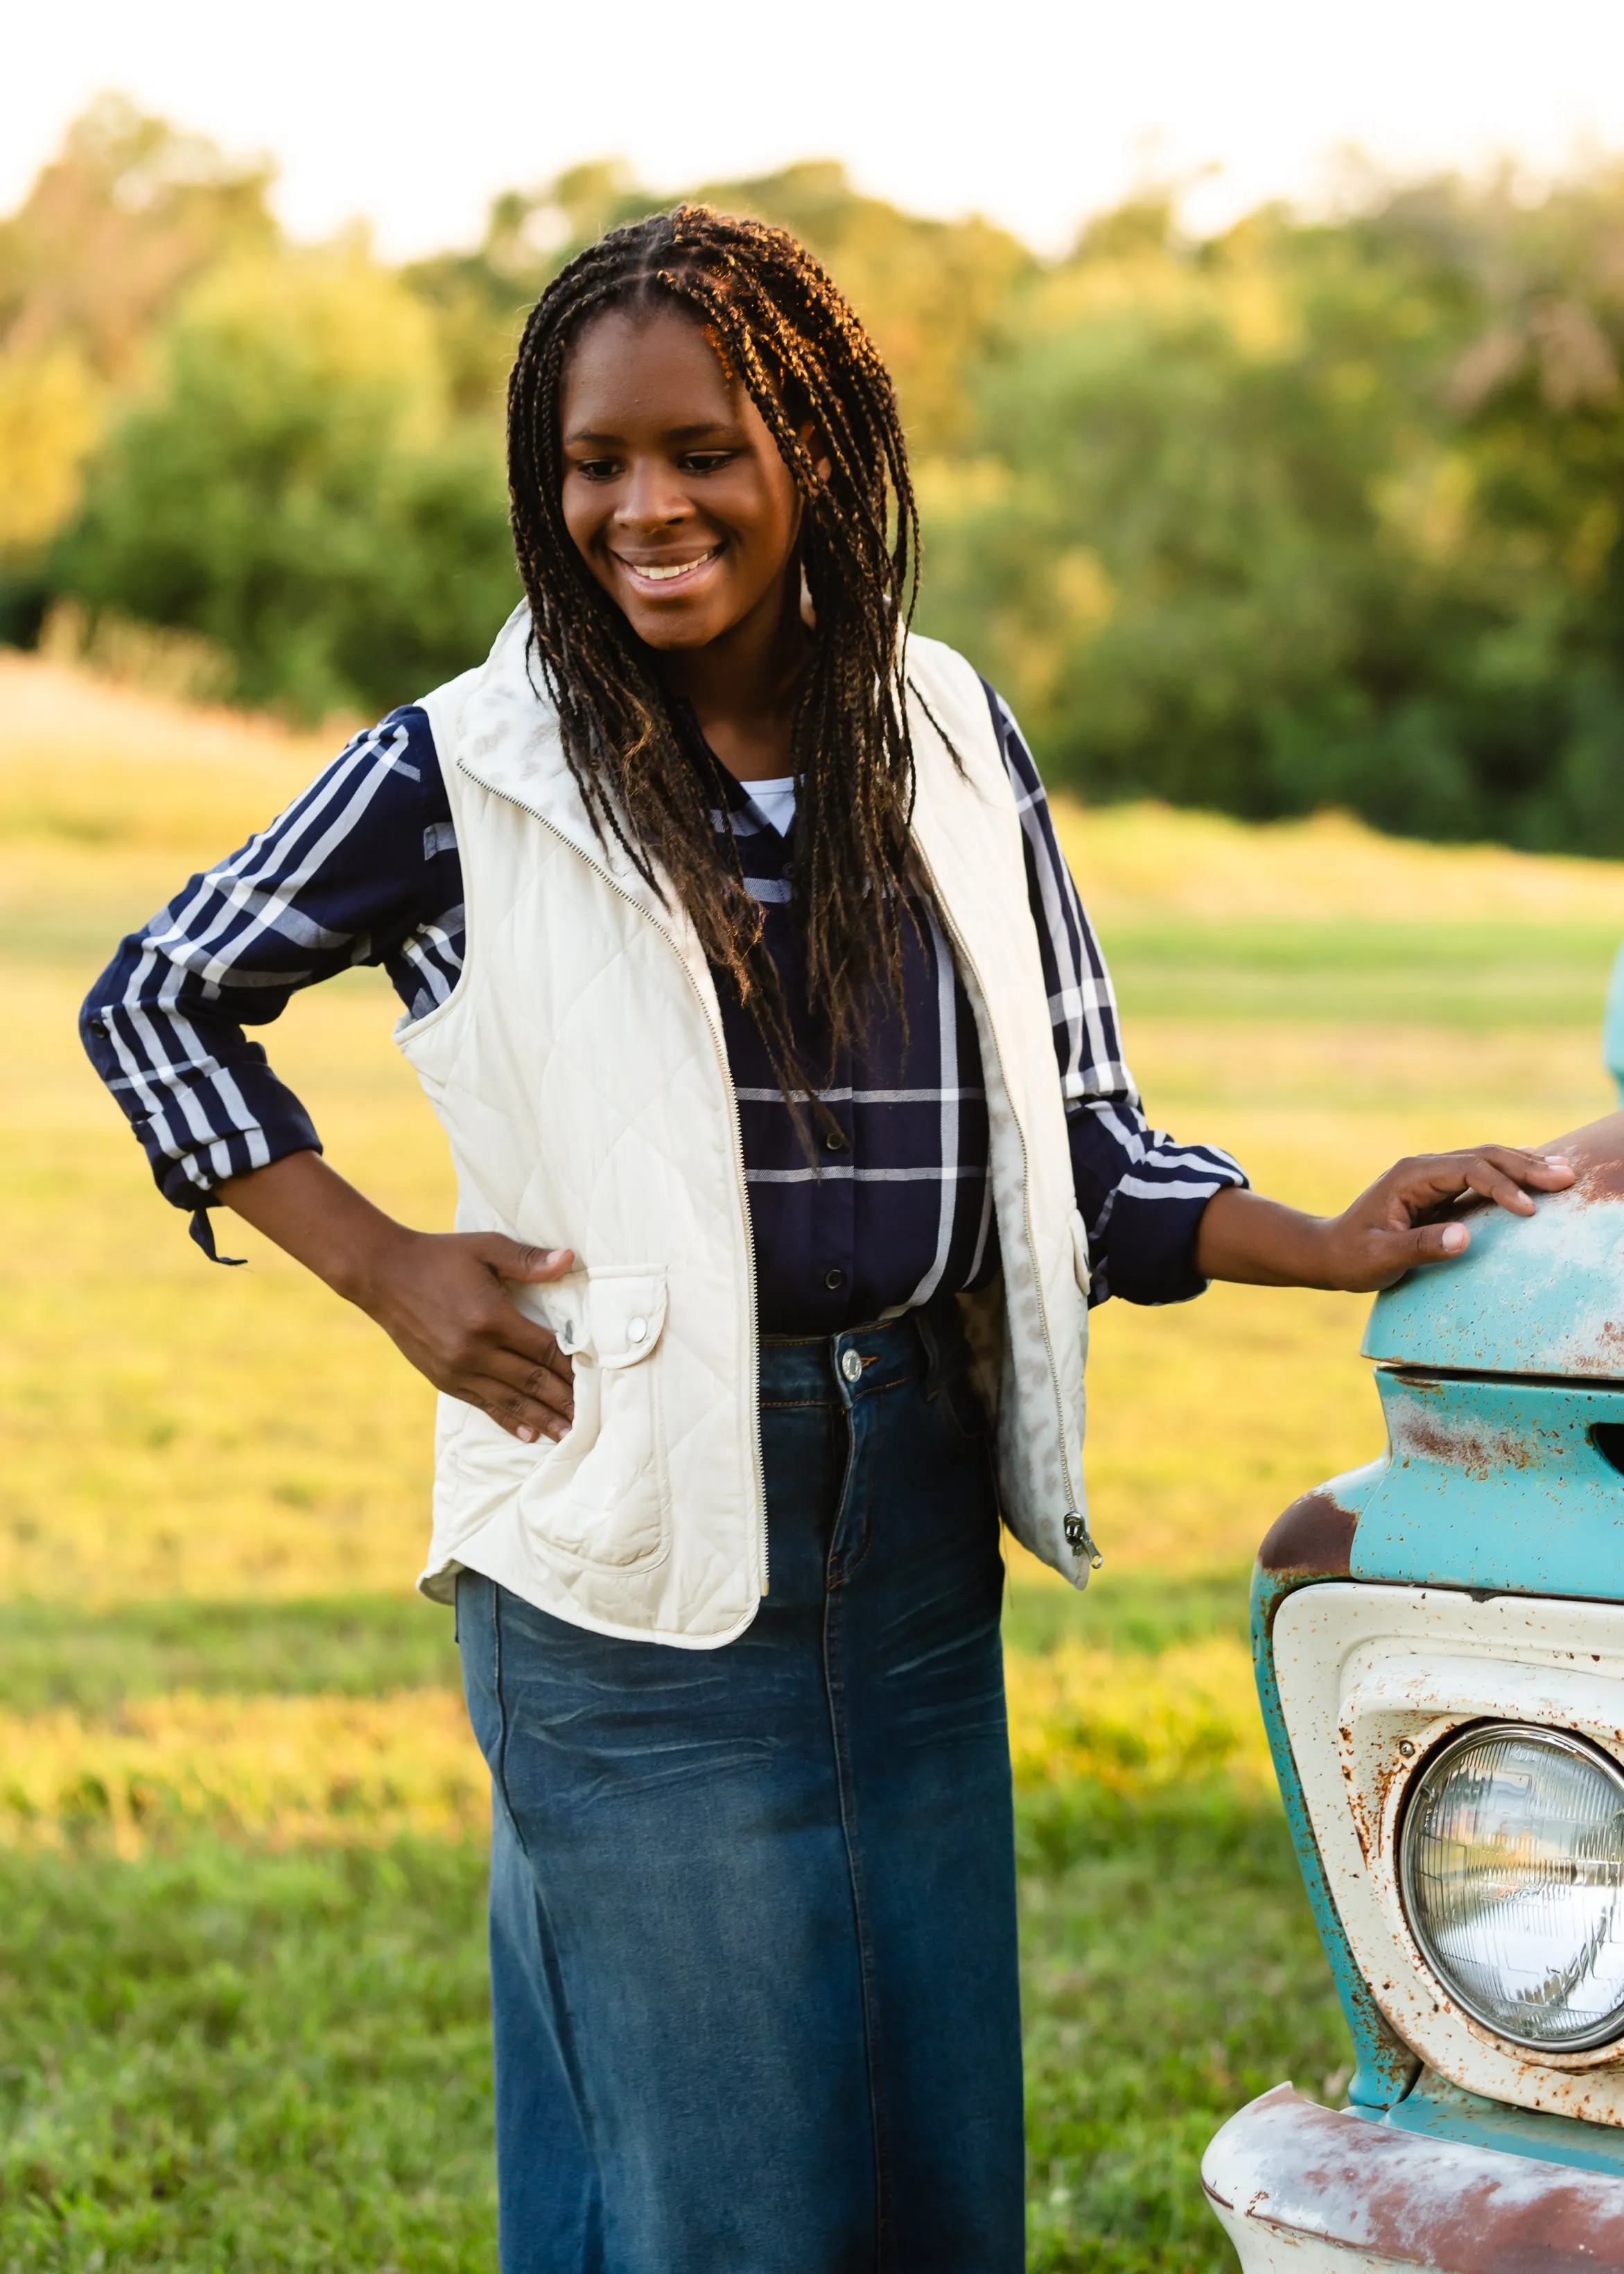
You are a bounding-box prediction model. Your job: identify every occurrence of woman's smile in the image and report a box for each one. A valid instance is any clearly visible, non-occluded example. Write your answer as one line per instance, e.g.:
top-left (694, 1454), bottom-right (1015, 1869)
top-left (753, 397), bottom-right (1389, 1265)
top-left (613, 543), bottom-right (725, 593)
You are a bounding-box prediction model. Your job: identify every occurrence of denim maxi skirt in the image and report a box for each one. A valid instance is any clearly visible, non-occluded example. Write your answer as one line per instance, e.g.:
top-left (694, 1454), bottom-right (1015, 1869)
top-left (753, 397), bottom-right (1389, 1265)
top-left (456, 1297), bottom-right (1024, 2274)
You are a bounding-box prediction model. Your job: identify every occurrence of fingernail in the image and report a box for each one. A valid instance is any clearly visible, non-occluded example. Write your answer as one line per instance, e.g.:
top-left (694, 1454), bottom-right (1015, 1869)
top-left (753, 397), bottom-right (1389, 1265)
top-left (1440, 1224), bottom-right (1467, 1251)
top-left (1544, 1156), bottom-right (1573, 1171)
top-left (517, 1425), bottom-right (536, 1443)
top-left (544, 1248), bottom-right (568, 1267)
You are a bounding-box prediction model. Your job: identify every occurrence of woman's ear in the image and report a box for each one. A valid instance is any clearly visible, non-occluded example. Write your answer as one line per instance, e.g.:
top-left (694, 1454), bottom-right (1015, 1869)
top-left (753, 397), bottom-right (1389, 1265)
top-left (796, 419), bottom-right (834, 486)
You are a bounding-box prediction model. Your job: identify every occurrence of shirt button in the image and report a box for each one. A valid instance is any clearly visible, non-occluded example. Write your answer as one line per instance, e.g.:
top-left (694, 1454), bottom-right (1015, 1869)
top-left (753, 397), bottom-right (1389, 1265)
top-left (89, 1018), bottom-right (108, 1037)
top-left (823, 1267), bottom-right (846, 1291)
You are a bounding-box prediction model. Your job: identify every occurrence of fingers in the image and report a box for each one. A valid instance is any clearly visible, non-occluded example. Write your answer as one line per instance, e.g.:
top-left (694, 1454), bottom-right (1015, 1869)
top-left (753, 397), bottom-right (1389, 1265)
top-left (479, 1347), bottom-right (577, 1442)
top-left (470, 1234), bottom-right (576, 1284)
top-left (462, 1373), bottom-right (573, 1445)
top-left (1384, 1145), bottom-right (1575, 1223)
top-left (1365, 1151), bottom-right (1573, 1283)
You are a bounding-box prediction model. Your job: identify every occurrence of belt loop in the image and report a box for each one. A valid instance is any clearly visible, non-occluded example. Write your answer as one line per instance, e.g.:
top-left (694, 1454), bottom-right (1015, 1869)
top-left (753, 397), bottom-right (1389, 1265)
top-left (916, 1301), bottom-right (943, 1400)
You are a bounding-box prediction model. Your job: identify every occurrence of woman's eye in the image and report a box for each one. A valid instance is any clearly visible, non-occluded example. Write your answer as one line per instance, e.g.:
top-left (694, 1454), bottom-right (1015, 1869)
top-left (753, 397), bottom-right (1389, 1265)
top-left (681, 453), bottom-right (733, 474)
top-left (574, 458), bottom-right (619, 482)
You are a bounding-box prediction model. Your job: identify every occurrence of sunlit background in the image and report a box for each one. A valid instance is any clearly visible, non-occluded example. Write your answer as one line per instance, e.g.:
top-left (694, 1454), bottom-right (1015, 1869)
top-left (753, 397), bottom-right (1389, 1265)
top-left (6, 8), bottom-right (1624, 2268)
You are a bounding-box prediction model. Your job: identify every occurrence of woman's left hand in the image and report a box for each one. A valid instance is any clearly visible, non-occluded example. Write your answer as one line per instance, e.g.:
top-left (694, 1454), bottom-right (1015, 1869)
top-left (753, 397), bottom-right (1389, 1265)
top-left (1314, 1145), bottom-right (1578, 1290)
top-left (1195, 1145), bottom-right (1577, 1292)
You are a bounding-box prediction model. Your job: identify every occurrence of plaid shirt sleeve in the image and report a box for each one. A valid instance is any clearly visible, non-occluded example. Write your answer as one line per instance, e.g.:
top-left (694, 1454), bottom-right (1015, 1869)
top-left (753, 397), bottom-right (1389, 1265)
top-left (79, 707), bottom-right (462, 1258)
top-left (985, 684), bottom-right (1248, 1305)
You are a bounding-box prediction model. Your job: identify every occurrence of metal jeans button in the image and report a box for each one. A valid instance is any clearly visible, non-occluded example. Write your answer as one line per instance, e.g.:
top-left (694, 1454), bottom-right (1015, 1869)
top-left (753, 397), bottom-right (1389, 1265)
top-left (840, 1348), bottom-right (864, 1384)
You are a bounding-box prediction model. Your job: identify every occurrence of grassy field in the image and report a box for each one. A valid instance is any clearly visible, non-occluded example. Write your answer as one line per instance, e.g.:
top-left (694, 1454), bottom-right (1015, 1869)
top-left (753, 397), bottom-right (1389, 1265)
top-left (3, 650), bottom-right (1622, 2268)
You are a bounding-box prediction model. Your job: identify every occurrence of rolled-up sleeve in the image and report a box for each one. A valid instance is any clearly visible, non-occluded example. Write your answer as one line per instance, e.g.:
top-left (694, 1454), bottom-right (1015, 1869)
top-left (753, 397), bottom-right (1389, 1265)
top-left (984, 683), bottom-right (1248, 1305)
top-left (80, 706), bottom-right (462, 1254)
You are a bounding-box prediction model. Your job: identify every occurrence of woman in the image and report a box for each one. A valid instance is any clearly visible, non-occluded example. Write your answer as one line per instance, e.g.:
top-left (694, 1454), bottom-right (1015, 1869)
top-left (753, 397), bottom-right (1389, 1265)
top-left (82, 208), bottom-right (1570, 2273)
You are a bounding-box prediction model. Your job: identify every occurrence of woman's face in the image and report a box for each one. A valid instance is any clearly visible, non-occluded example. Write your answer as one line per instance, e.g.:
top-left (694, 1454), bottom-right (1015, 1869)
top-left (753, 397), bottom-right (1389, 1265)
top-left (557, 304), bottom-right (810, 653)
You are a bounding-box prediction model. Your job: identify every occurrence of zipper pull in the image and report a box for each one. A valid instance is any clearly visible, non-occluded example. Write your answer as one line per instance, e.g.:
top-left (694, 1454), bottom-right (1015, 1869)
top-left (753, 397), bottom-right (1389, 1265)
top-left (1063, 1510), bottom-right (1103, 1569)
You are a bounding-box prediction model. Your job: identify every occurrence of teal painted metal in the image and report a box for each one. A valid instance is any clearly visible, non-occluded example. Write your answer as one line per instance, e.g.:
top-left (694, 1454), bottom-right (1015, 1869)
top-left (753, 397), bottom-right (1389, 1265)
top-left (1368, 2072), bottom-right (1624, 2181)
top-left (1250, 1543), bottom-right (1420, 2111)
top-left (1347, 1372), bottom-right (1624, 1597)
top-left (1248, 1118), bottom-right (1624, 2189)
top-left (1364, 1169), bottom-right (1624, 1382)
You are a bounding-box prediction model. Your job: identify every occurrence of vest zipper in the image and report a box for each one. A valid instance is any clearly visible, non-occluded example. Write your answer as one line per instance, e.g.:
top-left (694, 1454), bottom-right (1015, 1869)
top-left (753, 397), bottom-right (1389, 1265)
top-left (911, 852), bottom-right (1099, 1569)
top-left (458, 773), bottom-right (769, 1599)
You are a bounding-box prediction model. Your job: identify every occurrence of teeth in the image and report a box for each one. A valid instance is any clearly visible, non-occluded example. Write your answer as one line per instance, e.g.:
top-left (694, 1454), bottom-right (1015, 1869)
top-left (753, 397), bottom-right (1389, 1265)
top-left (630, 551), bottom-right (716, 582)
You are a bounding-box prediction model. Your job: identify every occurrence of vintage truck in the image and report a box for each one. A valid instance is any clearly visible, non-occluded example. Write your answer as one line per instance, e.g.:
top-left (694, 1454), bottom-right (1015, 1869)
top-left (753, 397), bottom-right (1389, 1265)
top-left (1203, 1112), bottom-right (1624, 2271)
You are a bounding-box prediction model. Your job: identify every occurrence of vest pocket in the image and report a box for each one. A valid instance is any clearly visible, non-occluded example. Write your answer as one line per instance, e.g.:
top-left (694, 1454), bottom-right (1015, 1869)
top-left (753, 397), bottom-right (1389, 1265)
top-left (449, 1266), bottom-right (672, 1571)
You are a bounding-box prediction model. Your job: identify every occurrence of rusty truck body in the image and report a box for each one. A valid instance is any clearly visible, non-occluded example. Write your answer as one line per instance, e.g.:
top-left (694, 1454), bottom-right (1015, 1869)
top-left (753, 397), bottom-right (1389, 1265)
top-left (1204, 1116), bottom-right (1624, 2271)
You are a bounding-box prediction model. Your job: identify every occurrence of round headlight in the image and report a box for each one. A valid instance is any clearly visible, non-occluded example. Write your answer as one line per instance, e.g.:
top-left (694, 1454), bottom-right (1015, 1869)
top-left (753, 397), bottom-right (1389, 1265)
top-left (1400, 1723), bottom-right (1624, 2051)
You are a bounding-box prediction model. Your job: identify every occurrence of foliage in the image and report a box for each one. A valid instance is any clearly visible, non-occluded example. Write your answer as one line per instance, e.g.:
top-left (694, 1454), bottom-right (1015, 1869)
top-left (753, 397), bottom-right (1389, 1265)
top-left (0, 95), bottom-right (272, 619)
top-left (14, 103), bottom-right (1624, 826)
top-left (54, 245), bottom-right (515, 718)
top-left (918, 180), bottom-right (1624, 851)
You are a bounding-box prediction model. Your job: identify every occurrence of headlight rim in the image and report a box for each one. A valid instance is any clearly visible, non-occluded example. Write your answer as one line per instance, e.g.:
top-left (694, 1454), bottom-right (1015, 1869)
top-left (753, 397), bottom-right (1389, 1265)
top-left (1397, 1717), bottom-right (1624, 2055)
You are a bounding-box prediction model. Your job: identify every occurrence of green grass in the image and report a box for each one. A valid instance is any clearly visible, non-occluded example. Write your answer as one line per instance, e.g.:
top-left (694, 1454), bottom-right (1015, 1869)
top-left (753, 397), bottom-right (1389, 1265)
top-left (1003, 1568), bottom-right (1250, 1658)
top-left (1106, 917), bottom-right (1622, 1027)
top-left (1020, 1787), bottom-right (1350, 2273)
top-left (0, 1791), bottom-right (1345, 2274)
top-left (0, 1576), bottom-right (1246, 1714)
top-left (15, 682), bottom-right (1622, 2269)
top-left (0, 1839), bottom-right (495, 2271)
top-left (0, 1595), bottom-right (458, 1715)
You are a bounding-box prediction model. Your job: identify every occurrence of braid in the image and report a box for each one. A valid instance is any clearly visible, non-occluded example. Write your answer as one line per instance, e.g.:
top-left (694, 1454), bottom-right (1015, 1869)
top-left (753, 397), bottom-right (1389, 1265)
top-left (506, 205), bottom-right (922, 1109)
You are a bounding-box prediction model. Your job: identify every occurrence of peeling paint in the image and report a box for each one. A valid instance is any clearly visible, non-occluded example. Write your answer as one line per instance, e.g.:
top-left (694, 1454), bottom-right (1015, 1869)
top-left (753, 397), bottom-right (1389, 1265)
top-left (1205, 2085), bottom-right (1624, 2271)
top-left (1386, 1394), bottom-right (1542, 1477)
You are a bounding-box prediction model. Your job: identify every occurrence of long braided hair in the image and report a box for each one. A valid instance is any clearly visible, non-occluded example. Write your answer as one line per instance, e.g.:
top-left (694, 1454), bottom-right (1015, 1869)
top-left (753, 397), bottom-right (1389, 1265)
top-left (507, 205), bottom-right (922, 1104)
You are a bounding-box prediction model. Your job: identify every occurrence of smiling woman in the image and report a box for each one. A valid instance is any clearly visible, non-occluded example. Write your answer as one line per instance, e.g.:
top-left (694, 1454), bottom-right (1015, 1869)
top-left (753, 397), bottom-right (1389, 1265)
top-left (558, 306), bottom-right (814, 662)
top-left (77, 203), bottom-right (1573, 2274)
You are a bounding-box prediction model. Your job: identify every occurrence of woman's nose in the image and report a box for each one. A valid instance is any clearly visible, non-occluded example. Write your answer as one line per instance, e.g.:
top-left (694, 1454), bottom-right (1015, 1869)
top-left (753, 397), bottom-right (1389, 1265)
top-left (616, 458), bottom-right (691, 529)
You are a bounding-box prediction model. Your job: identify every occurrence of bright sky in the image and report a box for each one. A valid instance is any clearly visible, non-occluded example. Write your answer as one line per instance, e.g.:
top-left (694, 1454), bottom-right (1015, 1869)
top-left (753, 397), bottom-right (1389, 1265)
top-left (8, 0), bottom-right (1624, 257)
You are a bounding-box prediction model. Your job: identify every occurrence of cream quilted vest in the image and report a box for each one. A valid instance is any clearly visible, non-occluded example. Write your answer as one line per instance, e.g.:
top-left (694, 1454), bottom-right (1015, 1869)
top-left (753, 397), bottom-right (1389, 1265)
top-left (403, 607), bottom-right (1093, 1646)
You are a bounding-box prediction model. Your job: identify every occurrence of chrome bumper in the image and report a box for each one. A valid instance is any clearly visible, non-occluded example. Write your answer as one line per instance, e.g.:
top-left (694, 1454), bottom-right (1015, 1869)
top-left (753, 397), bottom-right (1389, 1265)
top-left (1203, 2083), bottom-right (1624, 2272)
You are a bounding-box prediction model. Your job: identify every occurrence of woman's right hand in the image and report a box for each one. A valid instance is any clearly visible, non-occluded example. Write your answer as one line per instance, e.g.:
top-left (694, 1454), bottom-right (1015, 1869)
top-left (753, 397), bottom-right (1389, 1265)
top-left (352, 1228), bottom-right (578, 1443)
top-left (217, 1150), bottom-right (577, 1442)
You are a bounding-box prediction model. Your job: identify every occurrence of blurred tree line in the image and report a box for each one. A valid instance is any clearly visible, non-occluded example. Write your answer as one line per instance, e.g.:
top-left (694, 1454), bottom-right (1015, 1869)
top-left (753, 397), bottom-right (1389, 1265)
top-left (8, 96), bottom-right (1624, 849)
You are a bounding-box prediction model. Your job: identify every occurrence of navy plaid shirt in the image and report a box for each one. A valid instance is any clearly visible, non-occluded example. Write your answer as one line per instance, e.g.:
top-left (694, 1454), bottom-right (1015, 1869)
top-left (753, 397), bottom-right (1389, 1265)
top-left (81, 684), bottom-right (1244, 1329)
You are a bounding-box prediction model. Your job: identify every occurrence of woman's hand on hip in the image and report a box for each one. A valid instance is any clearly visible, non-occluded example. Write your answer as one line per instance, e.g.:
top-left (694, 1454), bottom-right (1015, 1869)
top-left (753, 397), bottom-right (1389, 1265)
top-left (350, 1228), bottom-right (578, 1441)
top-left (1194, 1145), bottom-right (1575, 1293)
top-left (216, 1149), bottom-right (577, 1440)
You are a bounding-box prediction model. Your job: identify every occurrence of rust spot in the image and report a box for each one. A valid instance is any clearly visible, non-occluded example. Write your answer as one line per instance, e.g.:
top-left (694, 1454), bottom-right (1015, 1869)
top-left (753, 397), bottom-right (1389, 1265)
top-left (1212, 2088), bottom-right (1624, 2270)
top-left (1388, 1399), bottom-right (1539, 1478)
top-left (1258, 1490), bottom-right (1358, 1578)
top-left (1541, 1111), bottom-right (1624, 1201)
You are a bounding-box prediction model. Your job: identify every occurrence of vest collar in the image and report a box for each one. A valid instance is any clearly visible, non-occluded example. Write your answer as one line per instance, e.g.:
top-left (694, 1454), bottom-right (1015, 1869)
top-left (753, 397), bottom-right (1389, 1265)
top-left (454, 606), bottom-right (672, 924)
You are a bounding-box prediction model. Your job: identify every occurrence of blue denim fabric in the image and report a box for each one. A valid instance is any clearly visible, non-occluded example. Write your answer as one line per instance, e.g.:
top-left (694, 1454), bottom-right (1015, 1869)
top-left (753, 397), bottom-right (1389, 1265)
top-left (457, 1299), bottom-right (1024, 2274)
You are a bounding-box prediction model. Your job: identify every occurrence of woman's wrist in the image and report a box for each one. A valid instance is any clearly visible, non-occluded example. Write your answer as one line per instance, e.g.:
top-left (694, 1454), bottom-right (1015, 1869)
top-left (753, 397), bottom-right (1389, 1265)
top-left (218, 1150), bottom-right (416, 1312)
top-left (1194, 1186), bottom-right (1336, 1288)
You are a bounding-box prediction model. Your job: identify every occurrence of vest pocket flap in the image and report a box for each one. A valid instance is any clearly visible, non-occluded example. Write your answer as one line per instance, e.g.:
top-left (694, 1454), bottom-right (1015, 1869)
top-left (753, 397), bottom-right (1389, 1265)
top-left (579, 1269), bottom-right (667, 1370)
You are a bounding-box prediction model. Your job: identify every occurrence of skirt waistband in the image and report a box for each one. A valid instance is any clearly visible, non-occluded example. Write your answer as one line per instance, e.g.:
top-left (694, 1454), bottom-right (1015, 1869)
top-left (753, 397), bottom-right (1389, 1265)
top-left (758, 1290), bottom-right (969, 1407)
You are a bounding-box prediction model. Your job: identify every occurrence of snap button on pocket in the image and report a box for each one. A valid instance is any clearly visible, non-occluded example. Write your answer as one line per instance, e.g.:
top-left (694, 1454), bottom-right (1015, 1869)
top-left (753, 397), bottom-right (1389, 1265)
top-left (627, 1317), bottom-right (647, 1344)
